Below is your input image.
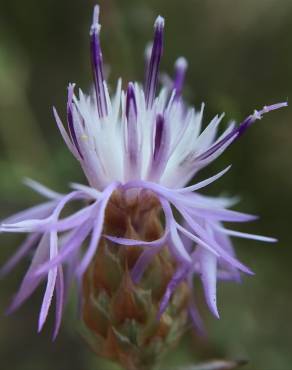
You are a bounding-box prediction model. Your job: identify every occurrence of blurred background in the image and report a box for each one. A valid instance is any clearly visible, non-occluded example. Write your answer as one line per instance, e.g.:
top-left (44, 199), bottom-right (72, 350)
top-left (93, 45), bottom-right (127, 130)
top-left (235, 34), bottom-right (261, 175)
top-left (0, 0), bottom-right (291, 369)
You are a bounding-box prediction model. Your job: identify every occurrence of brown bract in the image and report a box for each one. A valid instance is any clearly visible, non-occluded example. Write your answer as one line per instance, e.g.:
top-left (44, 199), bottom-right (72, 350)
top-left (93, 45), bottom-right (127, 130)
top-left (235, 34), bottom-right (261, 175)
top-left (82, 190), bottom-right (190, 370)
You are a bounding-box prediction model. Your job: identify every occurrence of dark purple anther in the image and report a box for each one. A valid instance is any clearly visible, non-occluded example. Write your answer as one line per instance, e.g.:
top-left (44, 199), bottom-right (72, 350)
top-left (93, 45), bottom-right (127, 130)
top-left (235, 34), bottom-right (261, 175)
top-left (126, 83), bottom-right (139, 168)
top-left (145, 16), bottom-right (165, 109)
top-left (154, 113), bottom-right (164, 160)
top-left (173, 57), bottom-right (188, 98)
top-left (126, 82), bottom-right (137, 122)
top-left (67, 84), bottom-right (83, 159)
top-left (148, 112), bottom-right (170, 181)
top-left (90, 5), bottom-right (108, 118)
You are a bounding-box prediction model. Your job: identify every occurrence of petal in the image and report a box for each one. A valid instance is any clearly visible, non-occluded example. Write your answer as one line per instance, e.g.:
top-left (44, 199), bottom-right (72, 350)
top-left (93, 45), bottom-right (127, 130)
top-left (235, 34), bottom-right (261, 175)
top-left (7, 234), bottom-right (50, 314)
top-left (23, 178), bottom-right (63, 200)
top-left (34, 221), bottom-right (94, 276)
top-left (53, 106), bottom-right (81, 160)
top-left (0, 233), bottom-right (40, 277)
top-left (1, 201), bottom-right (57, 225)
top-left (131, 247), bottom-right (161, 283)
top-left (198, 247), bottom-right (219, 318)
top-left (76, 182), bottom-right (119, 277)
top-left (158, 265), bottom-right (188, 317)
top-left (52, 266), bottom-right (64, 340)
top-left (175, 165), bottom-right (231, 193)
top-left (38, 231), bottom-right (58, 332)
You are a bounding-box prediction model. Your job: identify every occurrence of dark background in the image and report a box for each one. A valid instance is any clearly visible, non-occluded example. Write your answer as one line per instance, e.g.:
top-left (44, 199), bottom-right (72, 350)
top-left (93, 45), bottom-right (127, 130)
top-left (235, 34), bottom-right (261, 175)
top-left (0, 0), bottom-right (291, 369)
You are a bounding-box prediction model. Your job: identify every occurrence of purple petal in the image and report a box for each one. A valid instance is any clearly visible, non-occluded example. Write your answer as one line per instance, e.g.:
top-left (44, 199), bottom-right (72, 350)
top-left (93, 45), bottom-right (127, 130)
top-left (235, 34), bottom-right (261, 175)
top-left (176, 223), bottom-right (219, 256)
top-left (175, 200), bottom-right (258, 223)
top-left (23, 178), bottom-right (63, 200)
top-left (1, 201), bottom-right (57, 225)
top-left (105, 233), bottom-right (167, 247)
top-left (76, 182), bottom-right (119, 277)
top-left (38, 231), bottom-right (58, 332)
top-left (52, 266), bottom-right (64, 340)
top-left (187, 274), bottom-right (206, 336)
top-left (131, 247), bottom-right (161, 283)
top-left (1, 191), bottom-right (86, 234)
top-left (7, 234), bottom-right (50, 314)
top-left (1, 218), bottom-right (51, 233)
top-left (178, 208), bottom-right (253, 275)
top-left (51, 203), bottom-right (96, 232)
top-left (214, 225), bottom-right (277, 243)
top-left (175, 165), bottom-right (231, 193)
top-left (70, 182), bottom-right (101, 199)
top-left (34, 220), bottom-right (94, 276)
top-left (123, 180), bottom-right (257, 223)
top-left (158, 265), bottom-right (189, 317)
top-left (198, 247), bottom-right (219, 318)
top-left (0, 233), bottom-right (40, 277)
top-left (159, 197), bottom-right (192, 263)
top-left (213, 226), bottom-right (241, 283)
top-left (63, 246), bottom-right (80, 304)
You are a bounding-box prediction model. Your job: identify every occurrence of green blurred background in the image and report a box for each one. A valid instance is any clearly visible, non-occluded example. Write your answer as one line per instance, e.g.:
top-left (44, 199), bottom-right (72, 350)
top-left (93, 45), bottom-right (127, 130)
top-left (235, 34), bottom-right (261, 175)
top-left (0, 0), bottom-right (291, 369)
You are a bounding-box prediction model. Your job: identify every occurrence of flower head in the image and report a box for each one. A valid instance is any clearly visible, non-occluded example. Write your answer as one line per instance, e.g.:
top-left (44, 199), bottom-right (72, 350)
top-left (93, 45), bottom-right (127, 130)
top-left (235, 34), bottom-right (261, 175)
top-left (0, 4), bottom-right (287, 365)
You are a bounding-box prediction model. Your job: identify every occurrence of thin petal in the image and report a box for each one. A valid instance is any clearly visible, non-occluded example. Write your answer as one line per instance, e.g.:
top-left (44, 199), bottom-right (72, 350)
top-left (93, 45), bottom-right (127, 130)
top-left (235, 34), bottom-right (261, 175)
top-left (198, 247), bottom-right (219, 318)
top-left (175, 165), bottom-right (231, 193)
top-left (214, 225), bottom-right (277, 243)
top-left (0, 234), bottom-right (40, 277)
top-left (53, 106), bottom-right (81, 160)
top-left (131, 247), bottom-right (162, 283)
top-left (52, 266), bottom-right (64, 340)
top-left (76, 182), bottom-right (119, 277)
top-left (38, 231), bottom-right (58, 332)
top-left (158, 265), bottom-right (188, 317)
top-left (34, 221), bottom-right (94, 276)
top-left (7, 234), bottom-right (50, 314)
top-left (23, 178), bottom-right (63, 200)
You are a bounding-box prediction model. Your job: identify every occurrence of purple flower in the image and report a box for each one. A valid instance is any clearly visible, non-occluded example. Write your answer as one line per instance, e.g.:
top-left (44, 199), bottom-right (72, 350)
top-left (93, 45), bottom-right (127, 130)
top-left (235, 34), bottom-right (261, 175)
top-left (0, 5), bottom-right (287, 338)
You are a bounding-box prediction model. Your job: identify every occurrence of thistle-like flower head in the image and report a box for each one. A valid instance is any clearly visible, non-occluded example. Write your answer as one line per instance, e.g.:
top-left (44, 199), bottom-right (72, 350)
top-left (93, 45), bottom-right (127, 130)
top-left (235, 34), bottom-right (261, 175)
top-left (0, 4), bottom-right (287, 364)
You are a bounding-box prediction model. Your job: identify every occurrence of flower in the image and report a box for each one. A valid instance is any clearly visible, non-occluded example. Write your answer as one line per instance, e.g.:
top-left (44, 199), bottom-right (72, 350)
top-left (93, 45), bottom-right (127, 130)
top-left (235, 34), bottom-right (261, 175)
top-left (0, 3), bottom-right (286, 350)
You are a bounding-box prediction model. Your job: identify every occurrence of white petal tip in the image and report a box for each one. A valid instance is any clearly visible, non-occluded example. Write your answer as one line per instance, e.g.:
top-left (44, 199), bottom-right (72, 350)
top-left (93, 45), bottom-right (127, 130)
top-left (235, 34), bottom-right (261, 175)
top-left (175, 57), bottom-right (188, 69)
top-left (209, 299), bottom-right (220, 319)
top-left (38, 316), bottom-right (46, 333)
top-left (93, 4), bottom-right (100, 22)
top-left (155, 15), bottom-right (165, 28)
top-left (268, 237), bottom-right (278, 243)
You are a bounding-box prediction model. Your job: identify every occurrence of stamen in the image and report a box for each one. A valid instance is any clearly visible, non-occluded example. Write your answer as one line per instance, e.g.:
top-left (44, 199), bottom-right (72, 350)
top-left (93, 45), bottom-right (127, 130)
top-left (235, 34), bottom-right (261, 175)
top-left (67, 84), bottom-right (83, 159)
top-left (145, 16), bottom-right (165, 109)
top-left (153, 113), bottom-right (164, 160)
top-left (90, 5), bottom-right (108, 117)
top-left (125, 83), bottom-right (139, 177)
top-left (173, 57), bottom-right (188, 97)
top-left (148, 113), bottom-right (170, 181)
top-left (126, 82), bottom-right (137, 121)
